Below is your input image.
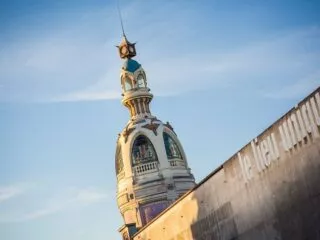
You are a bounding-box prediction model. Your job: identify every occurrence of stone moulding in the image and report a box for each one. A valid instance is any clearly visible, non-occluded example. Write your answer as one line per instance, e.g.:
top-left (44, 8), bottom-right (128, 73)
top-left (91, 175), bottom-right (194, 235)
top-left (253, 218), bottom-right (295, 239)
top-left (164, 122), bottom-right (176, 135)
top-left (142, 123), bottom-right (160, 136)
top-left (123, 127), bottom-right (136, 143)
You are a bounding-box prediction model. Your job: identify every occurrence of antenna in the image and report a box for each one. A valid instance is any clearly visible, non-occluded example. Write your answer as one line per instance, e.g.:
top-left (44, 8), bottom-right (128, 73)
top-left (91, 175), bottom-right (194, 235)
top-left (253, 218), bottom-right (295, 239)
top-left (117, 0), bottom-right (126, 37)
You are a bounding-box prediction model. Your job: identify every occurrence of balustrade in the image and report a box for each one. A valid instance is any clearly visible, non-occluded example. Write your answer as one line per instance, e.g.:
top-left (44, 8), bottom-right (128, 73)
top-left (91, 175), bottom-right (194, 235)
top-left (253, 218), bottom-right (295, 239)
top-left (169, 159), bottom-right (186, 167)
top-left (134, 161), bottom-right (158, 175)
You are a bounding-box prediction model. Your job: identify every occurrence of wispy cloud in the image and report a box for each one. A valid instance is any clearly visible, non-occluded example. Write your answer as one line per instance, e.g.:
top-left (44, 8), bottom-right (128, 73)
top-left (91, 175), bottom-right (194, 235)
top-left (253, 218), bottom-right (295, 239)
top-left (51, 26), bottom-right (320, 102)
top-left (0, 183), bottom-right (32, 203)
top-left (50, 90), bottom-right (120, 102)
top-left (23, 188), bottom-right (111, 221)
top-left (0, 1), bottom-right (319, 102)
top-left (50, 74), bottom-right (121, 102)
top-left (72, 188), bottom-right (110, 204)
top-left (0, 187), bottom-right (112, 222)
top-left (263, 70), bottom-right (320, 99)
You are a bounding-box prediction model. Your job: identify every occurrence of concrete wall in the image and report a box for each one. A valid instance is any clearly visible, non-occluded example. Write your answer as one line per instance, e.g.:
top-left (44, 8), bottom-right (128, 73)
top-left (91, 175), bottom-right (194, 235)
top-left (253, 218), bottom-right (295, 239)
top-left (132, 87), bottom-right (320, 240)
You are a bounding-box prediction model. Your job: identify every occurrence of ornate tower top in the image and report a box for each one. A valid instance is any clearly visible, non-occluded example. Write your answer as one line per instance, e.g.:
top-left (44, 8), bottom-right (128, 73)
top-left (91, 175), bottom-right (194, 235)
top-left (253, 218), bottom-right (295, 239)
top-left (117, 35), bottom-right (153, 122)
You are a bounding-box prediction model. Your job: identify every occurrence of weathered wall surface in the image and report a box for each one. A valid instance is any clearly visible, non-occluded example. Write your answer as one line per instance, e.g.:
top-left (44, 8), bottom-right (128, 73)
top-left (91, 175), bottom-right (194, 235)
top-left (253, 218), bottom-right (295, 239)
top-left (133, 87), bottom-right (320, 240)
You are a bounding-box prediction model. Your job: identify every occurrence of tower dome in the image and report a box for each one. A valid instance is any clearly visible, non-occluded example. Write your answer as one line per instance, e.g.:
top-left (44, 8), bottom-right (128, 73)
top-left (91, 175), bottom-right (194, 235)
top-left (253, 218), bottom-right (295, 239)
top-left (122, 59), bottom-right (141, 73)
top-left (115, 35), bottom-right (196, 239)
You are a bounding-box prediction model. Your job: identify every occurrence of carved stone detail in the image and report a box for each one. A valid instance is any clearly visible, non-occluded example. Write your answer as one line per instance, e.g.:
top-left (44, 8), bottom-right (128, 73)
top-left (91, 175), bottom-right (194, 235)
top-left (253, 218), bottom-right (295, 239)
top-left (164, 122), bottom-right (176, 135)
top-left (142, 123), bottom-right (160, 136)
top-left (123, 127), bottom-right (136, 143)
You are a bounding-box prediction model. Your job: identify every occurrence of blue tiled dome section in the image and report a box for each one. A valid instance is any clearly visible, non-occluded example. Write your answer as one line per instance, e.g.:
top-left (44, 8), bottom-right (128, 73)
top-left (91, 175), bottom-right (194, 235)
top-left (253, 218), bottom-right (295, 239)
top-left (123, 59), bottom-right (141, 73)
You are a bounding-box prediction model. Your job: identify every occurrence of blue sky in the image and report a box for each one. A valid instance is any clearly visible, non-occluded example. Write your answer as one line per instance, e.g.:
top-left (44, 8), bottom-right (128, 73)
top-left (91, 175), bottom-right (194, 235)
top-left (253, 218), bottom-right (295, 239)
top-left (0, 0), bottom-right (319, 239)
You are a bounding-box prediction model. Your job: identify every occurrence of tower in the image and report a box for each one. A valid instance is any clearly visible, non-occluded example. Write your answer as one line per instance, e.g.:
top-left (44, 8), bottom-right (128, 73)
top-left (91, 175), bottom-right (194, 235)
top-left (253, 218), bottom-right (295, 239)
top-left (115, 34), bottom-right (196, 239)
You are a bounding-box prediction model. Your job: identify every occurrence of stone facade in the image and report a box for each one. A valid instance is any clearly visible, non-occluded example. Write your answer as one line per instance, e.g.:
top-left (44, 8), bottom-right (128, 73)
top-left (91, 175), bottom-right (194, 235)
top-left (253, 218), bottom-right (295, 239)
top-left (116, 118), bottom-right (195, 228)
top-left (132, 87), bottom-right (320, 240)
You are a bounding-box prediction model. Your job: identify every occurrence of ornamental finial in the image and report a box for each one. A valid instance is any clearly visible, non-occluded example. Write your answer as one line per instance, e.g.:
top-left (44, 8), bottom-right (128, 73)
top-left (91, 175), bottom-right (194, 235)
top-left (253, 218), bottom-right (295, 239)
top-left (117, 37), bottom-right (137, 59)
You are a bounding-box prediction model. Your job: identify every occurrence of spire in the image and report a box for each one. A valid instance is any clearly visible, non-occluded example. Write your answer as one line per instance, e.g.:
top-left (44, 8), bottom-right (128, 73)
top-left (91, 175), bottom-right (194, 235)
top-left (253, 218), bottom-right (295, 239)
top-left (116, 0), bottom-right (126, 38)
top-left (116, 0), bottom-right (137, 59)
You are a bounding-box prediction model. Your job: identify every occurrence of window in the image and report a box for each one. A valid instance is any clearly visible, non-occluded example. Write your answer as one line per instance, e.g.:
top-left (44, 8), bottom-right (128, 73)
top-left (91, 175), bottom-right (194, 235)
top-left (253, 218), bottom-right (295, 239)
top-left (163, 132), bottom-right (183, 159)
top-left (115, 144), bottom-right (124, 175)
top-left (123, 77), bottom-right (133, 91)
top-left (137, 74), bottom-right (146, 88)
top-left (132, 135), bottom-right (157, 165)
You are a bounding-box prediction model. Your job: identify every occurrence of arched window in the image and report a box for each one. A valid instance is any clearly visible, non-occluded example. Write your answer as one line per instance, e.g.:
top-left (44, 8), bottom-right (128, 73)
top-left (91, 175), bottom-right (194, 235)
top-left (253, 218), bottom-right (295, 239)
top-left (163, 132), bottom-right (183, 160)
top-left (115, 144), bottom-right (124, 175)
top-left (137, 74), bottom-right (146, 88)
top-left (123, 76), bottom-right (133, 91)
top-left (132, 135), bottom-right (157, 165)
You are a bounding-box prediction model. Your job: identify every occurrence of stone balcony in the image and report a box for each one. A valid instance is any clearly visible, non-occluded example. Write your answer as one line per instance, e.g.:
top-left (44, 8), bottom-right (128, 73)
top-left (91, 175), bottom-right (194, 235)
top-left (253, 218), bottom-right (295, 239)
top-left (134, 161), bottom-right (159, 175)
